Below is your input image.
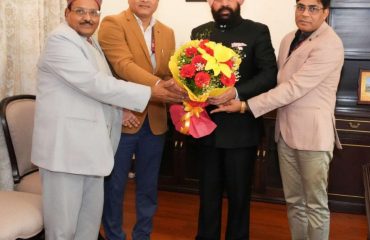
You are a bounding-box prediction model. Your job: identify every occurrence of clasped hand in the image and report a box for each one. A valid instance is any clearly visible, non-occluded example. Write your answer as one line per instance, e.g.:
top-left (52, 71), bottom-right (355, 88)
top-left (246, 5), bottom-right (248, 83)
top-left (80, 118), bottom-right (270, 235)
top-left (207, 87), bottom-right (236, 106)
top-left (151, 78), bottom-right (188, 103)
top-left (122, 109), bottom-right (140, 128)
top-left (210, 99), bottom-right (242, 114)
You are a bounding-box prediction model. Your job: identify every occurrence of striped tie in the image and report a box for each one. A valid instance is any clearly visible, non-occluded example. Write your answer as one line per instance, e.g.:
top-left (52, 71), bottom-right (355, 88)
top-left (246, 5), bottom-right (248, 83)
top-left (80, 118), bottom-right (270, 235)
top-left (87, 37), bottom-right (93, 45)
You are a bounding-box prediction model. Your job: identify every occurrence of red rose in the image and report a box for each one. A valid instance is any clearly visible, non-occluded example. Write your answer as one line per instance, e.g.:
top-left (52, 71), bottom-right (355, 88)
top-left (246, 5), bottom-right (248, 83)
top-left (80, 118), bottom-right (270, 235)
top-left (180, 64), bottom-right (196, 78)
top-left (185, 47), bottom-right (198, 57)
top-left (191, 55), bottom-right (207, 66)
top-left (194, 72), bottom-right (211, 88)
top-left (220, 73), bottom-right (236, 87)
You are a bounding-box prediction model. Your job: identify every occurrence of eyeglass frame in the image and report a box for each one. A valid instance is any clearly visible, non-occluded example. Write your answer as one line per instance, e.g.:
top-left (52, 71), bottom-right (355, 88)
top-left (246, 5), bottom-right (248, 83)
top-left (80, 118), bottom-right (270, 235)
top-left (70, 7), bottom-right (101, 18)
top-left (295, 4), bottom-right (325, 15)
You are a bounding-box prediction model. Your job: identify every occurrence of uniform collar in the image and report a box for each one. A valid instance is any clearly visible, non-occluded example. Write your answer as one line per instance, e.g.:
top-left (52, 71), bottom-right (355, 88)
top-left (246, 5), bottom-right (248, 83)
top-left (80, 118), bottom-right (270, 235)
top-left (215, 16), bottom-right (243, 31)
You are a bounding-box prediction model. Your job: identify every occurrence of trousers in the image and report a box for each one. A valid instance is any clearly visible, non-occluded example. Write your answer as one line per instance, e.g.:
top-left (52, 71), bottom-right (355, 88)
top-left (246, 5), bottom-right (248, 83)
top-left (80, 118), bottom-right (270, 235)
top-left (195, 145), bottom-right (257, 240)
top-left (278, 137), bottom-right (333, 240)
top-left (40, 168), bottom-right (103, 240)
top-left (103, 118), bottom-right (165, 240)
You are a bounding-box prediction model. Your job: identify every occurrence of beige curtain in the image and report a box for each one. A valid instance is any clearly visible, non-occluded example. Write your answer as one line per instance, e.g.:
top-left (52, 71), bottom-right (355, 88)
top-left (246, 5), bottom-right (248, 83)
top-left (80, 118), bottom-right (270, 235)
top-left (0, 0), bottom-right (65, 190)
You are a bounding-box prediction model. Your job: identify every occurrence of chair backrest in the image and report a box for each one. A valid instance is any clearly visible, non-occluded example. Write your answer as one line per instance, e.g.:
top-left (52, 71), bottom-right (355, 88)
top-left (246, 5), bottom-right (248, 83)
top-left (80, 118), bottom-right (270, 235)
top-left (0, 95), bottom-right (37, 183)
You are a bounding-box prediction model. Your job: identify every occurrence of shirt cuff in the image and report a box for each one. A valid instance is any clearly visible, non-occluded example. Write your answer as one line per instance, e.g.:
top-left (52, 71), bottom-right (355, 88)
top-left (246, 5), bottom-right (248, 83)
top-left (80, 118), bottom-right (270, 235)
top-left (234, 87), bottom-right (239, 100)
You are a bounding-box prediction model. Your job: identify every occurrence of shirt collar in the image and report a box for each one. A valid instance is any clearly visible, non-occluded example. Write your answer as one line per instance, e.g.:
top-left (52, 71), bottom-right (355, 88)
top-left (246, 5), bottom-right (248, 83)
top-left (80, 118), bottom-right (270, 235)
top-left (295, 30), bottom-right (313, 41)
top-left (134, 14), bottom-right (156, 32)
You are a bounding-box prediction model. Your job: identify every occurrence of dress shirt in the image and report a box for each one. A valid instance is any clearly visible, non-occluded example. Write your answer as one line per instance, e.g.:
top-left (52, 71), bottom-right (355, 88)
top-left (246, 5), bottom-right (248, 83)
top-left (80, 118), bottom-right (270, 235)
top-left (134, 14), bottom-right (157, 70)
top-left (289, 30), bottom-right (312, 56)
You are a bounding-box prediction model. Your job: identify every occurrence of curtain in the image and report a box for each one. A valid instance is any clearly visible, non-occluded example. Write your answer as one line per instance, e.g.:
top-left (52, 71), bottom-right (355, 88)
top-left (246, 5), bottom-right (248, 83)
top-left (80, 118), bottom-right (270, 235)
top-left (0, 0), bottom-right (65, 190)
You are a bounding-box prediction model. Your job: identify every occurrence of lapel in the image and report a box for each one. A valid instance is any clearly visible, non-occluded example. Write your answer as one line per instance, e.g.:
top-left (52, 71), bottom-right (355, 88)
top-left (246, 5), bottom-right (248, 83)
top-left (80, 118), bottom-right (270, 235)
top-left (279, 32), bottom-right (295, 67)
top-left (281, 22), bottom-right (329, 67)
top-left (83, 37), bottom-right (101, 71)
top-left (90, 37), bottom-right (113, 76)
top-left (153, 23), bottom-right (162, 73)
top-left (90, 37), bottom-right (104, 56)
top-left (123, 10), bottom-right (152, 65)
top-left (61, 22), bottom-right (100, 70)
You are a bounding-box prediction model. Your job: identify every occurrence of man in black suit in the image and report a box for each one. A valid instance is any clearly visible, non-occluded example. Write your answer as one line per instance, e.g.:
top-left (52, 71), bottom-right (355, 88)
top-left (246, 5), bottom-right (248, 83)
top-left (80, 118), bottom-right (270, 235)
top-left (191, 0), bottom-right (277, 239)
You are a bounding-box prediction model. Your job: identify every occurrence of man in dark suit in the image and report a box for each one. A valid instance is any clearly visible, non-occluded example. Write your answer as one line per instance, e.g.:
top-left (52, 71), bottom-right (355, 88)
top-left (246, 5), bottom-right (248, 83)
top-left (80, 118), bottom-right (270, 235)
top-left (191, 0), bottom-right (277, 239)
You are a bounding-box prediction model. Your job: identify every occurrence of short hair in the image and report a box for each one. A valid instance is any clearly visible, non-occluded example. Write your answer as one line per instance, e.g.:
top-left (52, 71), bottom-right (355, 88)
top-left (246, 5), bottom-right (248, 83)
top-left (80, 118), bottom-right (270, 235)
top-left (296, 0), bottom-right (330, 9)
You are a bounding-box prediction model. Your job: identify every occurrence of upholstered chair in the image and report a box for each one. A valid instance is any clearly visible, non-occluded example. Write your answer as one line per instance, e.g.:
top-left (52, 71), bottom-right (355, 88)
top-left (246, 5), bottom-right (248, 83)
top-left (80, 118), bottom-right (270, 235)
top-left (0, 95), bottom-right (44, 239)
top-left (0, 95), bottom-right (41, 194)
top-left (0, 191), bottom-right (43, 240)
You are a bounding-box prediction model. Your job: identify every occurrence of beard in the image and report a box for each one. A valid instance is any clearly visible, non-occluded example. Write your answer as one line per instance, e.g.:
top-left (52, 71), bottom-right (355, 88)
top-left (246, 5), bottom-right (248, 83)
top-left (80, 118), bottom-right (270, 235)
top-left (211, 4), bottom-right (241, 25)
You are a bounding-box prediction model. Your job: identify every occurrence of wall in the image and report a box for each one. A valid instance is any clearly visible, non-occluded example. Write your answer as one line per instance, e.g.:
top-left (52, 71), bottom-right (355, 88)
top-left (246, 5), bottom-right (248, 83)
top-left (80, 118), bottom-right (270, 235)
top-left (100, 0), bottom-right (297, 54)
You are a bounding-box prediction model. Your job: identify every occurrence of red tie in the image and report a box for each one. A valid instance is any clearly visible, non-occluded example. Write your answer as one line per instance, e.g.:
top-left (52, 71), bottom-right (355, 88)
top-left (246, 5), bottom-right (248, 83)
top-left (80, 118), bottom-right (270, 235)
top-left (87, 37), bottom-right (93, 45)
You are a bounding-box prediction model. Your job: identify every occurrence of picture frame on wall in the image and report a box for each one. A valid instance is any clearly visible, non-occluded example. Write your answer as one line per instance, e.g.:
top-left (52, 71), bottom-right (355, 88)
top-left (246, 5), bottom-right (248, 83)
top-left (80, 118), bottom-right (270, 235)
top-left (358, 69), bottom-right (370, 104)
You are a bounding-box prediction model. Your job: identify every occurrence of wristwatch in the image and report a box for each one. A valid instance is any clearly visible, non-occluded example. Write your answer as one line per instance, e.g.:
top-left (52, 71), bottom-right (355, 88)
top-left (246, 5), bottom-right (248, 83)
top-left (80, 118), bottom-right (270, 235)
top-left (240, 101), bottom-right (247, 113)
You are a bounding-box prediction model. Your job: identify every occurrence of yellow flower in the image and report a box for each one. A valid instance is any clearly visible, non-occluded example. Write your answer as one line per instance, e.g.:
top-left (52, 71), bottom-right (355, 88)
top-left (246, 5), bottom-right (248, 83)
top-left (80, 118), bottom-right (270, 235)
top-left (198, 42), bottom-right (238, 78)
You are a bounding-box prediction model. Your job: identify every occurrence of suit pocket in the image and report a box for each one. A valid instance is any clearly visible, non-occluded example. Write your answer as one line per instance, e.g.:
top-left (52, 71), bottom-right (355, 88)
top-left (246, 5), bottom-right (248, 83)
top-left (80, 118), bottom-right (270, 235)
top-left (61, 117), bottom-right (101, 157)
top-left (63, 100), bottom-right (98, 122)
top-left (56, 117), bottom-right (112, 173)
top-left (283, 107), bottom-right (317, 145)
top-left (314, 109), bottom-right (335, 146)
top-left (64, 117), bottom-right (98, 137)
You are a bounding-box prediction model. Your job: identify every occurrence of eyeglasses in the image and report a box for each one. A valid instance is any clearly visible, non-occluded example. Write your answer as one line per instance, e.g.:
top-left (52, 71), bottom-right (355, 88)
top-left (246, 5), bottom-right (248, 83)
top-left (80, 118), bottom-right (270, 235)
top-left (70, 8), bottom-right (101, 17)
top-left (295, 4), bottom-right (324, 15)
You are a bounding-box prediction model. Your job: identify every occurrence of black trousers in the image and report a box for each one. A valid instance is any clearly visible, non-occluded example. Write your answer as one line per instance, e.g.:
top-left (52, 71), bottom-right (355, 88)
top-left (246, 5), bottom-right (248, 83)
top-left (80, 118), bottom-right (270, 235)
top-left (195, 145), bottom-right (257, 240)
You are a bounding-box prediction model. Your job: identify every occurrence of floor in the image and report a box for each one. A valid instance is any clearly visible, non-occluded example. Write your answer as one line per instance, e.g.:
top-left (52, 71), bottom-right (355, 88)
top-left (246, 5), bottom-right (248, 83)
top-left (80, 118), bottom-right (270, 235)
top-left (100, 180), bottom-right (368, 240)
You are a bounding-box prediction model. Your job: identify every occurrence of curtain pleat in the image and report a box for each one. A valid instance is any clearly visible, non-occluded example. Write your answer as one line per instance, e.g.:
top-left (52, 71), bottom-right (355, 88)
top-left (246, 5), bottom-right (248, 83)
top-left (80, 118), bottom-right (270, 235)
top-left (0, 0), bottom-right (65, 190)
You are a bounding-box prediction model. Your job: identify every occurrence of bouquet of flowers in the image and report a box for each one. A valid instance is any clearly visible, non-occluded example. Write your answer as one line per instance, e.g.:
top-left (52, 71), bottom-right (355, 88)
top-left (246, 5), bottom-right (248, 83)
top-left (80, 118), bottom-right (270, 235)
top-left (169, 39), bottom-right (241, 138)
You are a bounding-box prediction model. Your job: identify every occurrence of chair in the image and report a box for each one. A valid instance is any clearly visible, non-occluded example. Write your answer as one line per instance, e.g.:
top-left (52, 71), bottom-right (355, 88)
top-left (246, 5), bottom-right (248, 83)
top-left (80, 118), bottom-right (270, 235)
top-left (0, 95), bottom-right (44, 239)
top-left (0, 95), bottom-right (41, 194)
top-left (0, 191), bottom-right (43, 240)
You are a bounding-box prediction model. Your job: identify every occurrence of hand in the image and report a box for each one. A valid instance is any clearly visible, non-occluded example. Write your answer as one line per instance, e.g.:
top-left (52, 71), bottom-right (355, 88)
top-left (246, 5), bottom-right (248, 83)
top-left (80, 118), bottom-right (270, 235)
top-left (165, 78), bottom-right (188, 99)
top-left (210, 99), bottom-right (242, 114)
top-left (122, 109), bottom-right (140, 128)
top-left (207, 87), bottom-right (236, 105)
top-left (151, 79), bottom-right (187, 103)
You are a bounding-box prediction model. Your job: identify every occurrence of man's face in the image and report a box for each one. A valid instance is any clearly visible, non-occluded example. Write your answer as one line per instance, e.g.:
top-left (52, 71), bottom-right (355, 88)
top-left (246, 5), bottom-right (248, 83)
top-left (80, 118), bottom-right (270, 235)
top-left (211, 0), bottom-right (240, 24)
top-left (65, 0), bottom-right (100, 37)
top-left (295, 0), bottom-right (329, 33)
top-left (128, 0), bottom-right (159, 20)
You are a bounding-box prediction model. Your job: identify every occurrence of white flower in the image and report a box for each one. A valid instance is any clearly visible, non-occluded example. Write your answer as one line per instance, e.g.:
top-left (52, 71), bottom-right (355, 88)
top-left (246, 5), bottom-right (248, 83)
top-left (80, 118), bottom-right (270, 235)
top-left (231, 42), bottom-right (247, 48)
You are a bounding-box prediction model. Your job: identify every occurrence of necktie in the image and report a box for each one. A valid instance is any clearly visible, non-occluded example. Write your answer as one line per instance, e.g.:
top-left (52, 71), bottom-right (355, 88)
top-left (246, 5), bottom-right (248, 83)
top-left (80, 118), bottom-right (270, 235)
top-left (87, 37), bottom-right (93, 45)
top-left (289, 31), bottom-right (312, 56)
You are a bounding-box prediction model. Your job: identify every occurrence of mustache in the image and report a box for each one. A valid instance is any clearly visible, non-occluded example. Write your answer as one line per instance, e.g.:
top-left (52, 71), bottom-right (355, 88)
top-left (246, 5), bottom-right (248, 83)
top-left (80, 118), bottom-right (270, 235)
top-left (216, 6), bottom-right (233, 14)
top-left (80, 20), bottom-right (94, 25)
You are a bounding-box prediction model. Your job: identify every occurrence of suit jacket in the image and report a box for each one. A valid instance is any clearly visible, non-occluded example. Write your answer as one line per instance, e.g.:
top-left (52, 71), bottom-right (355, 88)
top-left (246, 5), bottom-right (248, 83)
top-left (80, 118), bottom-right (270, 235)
top-left (31, 22), bottom-right (151, 176)
top-left (98, 9), bottom-right (175, 135)
top-left (191, 19), bottom-right (277, 148)
top-left (248, 22), bottom-right (344, 151)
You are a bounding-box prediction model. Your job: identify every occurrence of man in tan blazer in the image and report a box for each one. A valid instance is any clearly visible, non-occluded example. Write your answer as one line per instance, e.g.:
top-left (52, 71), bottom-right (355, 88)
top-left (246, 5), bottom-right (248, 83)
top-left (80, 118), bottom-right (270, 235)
top-left (211, 0), bottom-right (344, 239)
top-left (98, 1), bottom-right (182, 239)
